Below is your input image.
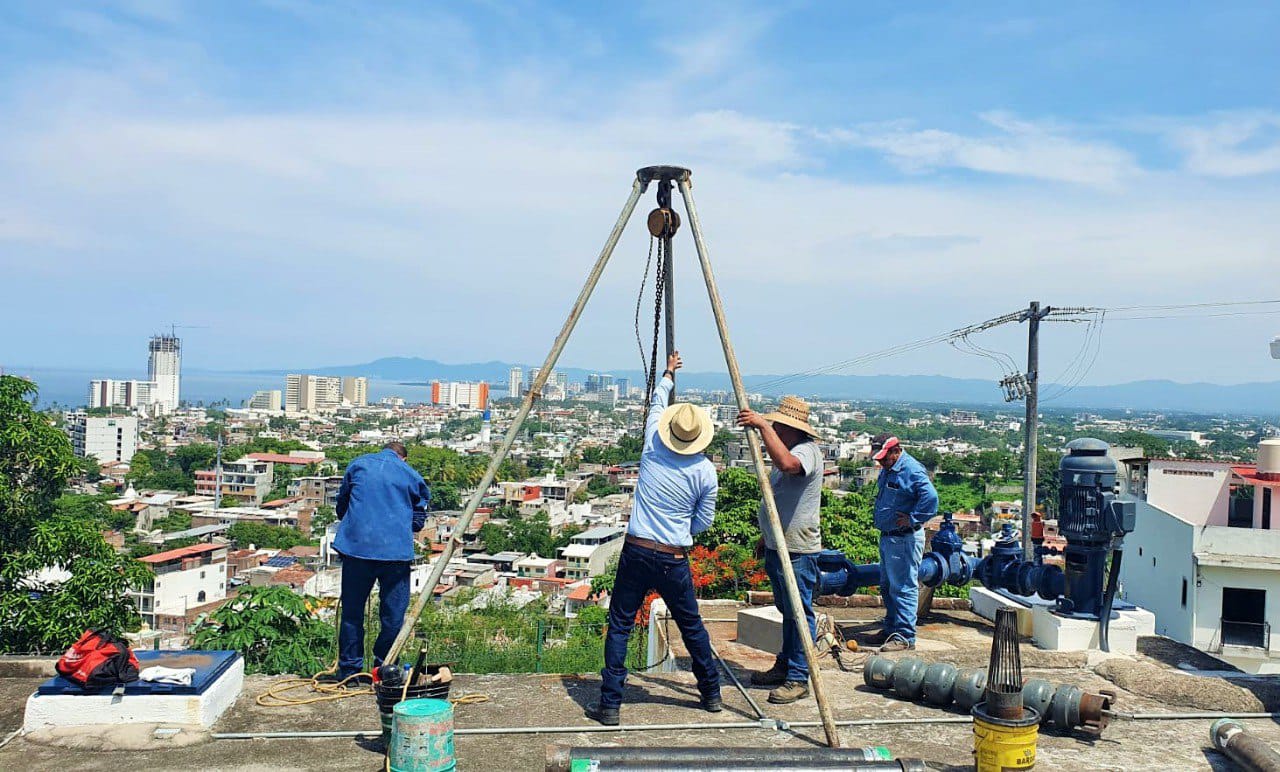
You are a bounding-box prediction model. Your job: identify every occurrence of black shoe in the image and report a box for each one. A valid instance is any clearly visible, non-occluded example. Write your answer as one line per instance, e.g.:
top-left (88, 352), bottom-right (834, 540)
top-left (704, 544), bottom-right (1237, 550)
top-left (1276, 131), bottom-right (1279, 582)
top-left (586, 702), bottom-right (620, 726)
top-left (701, 695), bottom-right (723, 713)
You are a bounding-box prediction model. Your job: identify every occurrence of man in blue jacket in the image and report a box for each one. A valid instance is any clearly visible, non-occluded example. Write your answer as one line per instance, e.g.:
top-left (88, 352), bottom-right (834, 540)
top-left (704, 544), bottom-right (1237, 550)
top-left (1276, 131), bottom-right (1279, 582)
top-left (869, 434), bottom-right (939, 652)
top-left (333, 441), bottom-right (430, 679)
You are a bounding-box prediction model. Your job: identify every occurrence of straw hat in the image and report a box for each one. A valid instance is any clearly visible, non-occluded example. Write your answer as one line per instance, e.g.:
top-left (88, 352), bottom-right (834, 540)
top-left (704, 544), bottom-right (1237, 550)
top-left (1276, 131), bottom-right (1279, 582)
top-left (762, 396), bottom-right (820, 439)
top-left (657, 402), bottom-right (715, 455)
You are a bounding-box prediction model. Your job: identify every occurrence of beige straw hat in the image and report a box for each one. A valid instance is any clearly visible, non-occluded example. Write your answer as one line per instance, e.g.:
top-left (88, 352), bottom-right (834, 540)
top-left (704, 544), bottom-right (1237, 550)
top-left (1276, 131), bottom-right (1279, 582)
top-left (762, 396), bottom-right (820, 439)
top-left (657, 402), bottom-right (715, 455)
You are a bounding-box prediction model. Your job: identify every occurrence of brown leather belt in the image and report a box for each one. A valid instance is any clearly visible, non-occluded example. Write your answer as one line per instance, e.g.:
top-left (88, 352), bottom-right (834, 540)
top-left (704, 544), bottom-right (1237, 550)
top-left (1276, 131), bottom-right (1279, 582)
top-left (625, 534), bottom-right (687, 558)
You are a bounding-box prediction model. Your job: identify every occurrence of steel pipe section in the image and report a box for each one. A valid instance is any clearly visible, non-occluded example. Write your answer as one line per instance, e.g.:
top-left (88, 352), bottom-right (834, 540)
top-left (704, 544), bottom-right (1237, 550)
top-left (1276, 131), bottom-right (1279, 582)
top-left (1211, 719), bottom-right (1280, 772)
top-left (545, 746), bottom-right (929, 772)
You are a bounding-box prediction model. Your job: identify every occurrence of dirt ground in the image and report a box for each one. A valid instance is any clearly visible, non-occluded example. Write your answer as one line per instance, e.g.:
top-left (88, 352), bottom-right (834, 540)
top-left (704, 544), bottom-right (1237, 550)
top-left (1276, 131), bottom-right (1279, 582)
top-left (3, 606), bottom-right (1277, 771)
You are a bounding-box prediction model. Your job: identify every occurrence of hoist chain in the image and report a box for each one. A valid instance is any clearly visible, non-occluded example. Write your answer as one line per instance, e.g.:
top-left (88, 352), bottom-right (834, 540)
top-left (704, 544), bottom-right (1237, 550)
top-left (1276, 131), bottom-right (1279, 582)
top-left (644, 239), bottom-right (668, 407)
top-left (638, 179), bottom-right (679, 409)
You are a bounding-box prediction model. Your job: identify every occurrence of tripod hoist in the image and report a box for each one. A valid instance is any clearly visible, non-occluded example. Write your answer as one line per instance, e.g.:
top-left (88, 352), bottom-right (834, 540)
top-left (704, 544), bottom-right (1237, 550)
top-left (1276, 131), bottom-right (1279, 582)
top-left (385, 166), bottom-right (844, 748)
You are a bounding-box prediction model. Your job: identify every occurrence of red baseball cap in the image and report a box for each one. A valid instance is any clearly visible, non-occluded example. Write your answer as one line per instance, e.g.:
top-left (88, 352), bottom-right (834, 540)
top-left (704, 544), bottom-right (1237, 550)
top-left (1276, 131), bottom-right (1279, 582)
top-left (871, 434), bottom-right (900, 461)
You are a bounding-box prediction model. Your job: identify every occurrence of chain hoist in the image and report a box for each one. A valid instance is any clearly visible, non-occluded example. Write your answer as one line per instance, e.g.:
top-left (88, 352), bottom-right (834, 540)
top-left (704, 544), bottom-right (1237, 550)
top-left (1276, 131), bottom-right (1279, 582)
top-left (636, 178), bottom-right (681, 408)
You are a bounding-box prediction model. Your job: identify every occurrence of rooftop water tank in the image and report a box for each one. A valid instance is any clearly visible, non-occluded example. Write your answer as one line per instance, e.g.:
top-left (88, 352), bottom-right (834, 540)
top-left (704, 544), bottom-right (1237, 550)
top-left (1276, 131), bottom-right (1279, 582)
top-left (1258, 439), bottom-right (1280, 481)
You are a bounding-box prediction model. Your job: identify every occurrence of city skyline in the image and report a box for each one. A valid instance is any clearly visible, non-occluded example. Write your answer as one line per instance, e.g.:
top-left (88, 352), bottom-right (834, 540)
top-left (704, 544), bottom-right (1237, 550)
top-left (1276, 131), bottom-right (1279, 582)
top-left (2, 4), bottom-right (1278, 385)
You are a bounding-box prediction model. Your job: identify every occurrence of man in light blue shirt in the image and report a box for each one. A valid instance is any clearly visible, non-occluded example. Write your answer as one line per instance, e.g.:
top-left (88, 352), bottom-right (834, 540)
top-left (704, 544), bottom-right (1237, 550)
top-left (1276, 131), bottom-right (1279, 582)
top-left (588, 352), bottom-right (721, 726)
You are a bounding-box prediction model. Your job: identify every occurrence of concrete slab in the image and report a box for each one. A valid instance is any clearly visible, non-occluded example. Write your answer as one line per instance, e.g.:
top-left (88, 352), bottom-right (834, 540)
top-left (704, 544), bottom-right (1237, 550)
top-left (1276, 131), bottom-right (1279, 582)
top-left (734, 606), bottom-right (834, 656)
top-left (970, 587), bottom-right (1036, 636)
top-left (1032, 605), bottom-right (1138, 654)
top-left (1121, 607), bottom-right (1157, 638)
top-left (23, 656), bottom-right (244, 731)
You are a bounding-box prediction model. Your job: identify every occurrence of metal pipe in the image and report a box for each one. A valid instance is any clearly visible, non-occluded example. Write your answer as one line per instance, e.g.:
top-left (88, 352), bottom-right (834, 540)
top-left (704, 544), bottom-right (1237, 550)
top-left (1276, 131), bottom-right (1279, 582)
top-left (1116, 711), bottom-right (1280, 721)
top-left (547, 746), bottom-right (928, 772)
top-left (711, 643), bottom-right (767, 720)
top-left (211, 715), bottom-right (976, 741)
top-left (1212, 718), bottom-right (1280, 772)
top-left (678, 175), bottom-right (842, 750)
top-left (385, 178), bottom-right (646, 664)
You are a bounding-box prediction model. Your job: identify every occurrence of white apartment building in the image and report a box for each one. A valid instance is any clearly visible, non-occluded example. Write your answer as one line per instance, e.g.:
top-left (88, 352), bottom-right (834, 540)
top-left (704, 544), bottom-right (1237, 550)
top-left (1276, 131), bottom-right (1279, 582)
top-left (68, 414), bottom-right (138, 463)
top-left (147, 334), bottom-right (181, 414)
top-left (194, 458), bottom-right (274, 506)
top-left (289, 475), bottom-right (343, 509)
top-left (949, 409), bottom-right (980, 426)
top-left (285, 374), bottom-right (343, 413)
top-left (88, 379), bottom-right (155, 413)
top-left (341, 376), bottom-right (369, 406)
top-left (431, 381), bottom-right (489, 409)
top-left (132, 543), bottom-right (228, 629)
top-left (560, 525), bottom-right (624, 581)
top-left (1120, 441), bottom-right (1280, 673)
top-left (509, 366), bottom-right (522, 399)
top-left (248, 389), bottom-right (282, 411)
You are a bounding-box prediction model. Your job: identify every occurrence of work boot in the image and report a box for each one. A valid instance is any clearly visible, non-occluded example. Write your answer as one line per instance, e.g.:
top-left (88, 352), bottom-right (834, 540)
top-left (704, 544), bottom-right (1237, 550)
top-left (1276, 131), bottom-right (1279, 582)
top-left (861, 629), bottom-right (890, 646)
top-left (585, 702), bottom-right (620, 726)
top-left (878, 636), bottom-right (916, 652)
top-left (750, 660), bottom-right (787, 687)
top-left (701, 694), bottom-right (724, 713)
top-left (768, 680), bottom-right (810, 705)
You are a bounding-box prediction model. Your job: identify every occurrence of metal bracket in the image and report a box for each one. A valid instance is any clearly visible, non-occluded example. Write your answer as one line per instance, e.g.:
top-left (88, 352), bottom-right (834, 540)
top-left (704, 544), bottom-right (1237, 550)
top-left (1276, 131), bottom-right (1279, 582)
top-left (636, 165), bottom-right (692, 190)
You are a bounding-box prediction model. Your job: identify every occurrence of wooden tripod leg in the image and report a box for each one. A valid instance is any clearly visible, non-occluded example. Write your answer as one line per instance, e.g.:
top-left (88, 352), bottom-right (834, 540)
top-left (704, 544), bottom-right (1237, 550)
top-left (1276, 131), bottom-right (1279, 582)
top-left (677, 176), bottom-right (843, 749)
top-left (383, 178), bottom-right (646, 665)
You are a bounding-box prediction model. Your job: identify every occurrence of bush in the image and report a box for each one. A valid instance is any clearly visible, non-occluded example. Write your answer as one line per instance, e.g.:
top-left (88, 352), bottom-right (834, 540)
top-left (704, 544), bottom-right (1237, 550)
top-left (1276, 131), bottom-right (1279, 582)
top-left (190, 586), bottom-right (335, 675)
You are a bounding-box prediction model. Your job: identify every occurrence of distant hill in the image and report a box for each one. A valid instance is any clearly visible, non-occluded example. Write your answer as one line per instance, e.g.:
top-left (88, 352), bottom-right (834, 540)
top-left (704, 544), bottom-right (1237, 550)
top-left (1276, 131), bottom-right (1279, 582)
top-left (256, 357), bottom-right (1280, 415)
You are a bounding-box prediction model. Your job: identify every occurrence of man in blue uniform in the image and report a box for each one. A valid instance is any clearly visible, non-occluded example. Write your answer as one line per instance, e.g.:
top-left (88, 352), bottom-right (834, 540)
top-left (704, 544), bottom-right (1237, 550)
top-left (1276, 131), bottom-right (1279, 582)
top-left (333, 441), bottom-right (431, 679)
top-left (869, 434), bottom-right (938, 652)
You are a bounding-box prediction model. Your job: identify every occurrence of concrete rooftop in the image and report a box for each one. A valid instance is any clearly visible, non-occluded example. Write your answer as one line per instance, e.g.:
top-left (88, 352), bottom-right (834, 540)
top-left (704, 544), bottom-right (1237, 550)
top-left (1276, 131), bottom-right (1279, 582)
top-left (4, 606), bottom-right (1280, 771)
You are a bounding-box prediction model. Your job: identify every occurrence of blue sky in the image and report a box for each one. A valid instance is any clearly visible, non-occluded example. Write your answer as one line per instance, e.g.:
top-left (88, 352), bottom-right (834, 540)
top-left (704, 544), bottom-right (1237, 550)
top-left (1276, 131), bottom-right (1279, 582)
top-left (2, 1), bottom-right (1279, 390)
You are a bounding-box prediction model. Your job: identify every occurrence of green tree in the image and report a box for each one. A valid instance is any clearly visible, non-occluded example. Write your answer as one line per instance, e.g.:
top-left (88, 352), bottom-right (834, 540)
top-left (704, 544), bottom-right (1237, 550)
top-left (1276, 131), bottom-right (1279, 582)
top-left (190, 586), bottom-right (335, 675)
top-left (0, 376), bottom-right (151, 652)
top-left (696, 467), bottom-right (763, 548)
top-left (311, 505), bottom-right (336, 535)
top-left (591, 554), bottom-right (620, 596)
top-left (227, 521), bottom-right (306, 549)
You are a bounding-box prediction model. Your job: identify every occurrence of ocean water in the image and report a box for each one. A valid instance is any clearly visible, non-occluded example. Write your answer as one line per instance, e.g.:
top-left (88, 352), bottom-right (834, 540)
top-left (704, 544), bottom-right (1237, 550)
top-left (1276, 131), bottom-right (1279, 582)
top-left (4, 367), bottom-right (425, 409)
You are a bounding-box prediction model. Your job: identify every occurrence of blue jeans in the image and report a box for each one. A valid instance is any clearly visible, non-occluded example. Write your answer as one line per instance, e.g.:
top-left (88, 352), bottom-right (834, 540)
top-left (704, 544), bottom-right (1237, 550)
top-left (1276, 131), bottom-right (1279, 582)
top-left (339, 555), bottom-right (411, 677)
top-left (764, 549), bottom-right (820, 682)
top-left (879, 529), bottom-right (926, 643)
top-left (601, 543), bottom-right (720, 708)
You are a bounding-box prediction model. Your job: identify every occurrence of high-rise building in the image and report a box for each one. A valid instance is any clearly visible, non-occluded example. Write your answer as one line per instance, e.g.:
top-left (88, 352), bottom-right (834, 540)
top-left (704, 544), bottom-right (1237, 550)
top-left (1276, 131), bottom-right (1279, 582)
top-left (342, 376), bottom-right (369, 406)
top-left (615, 377), bottom-right (631, 398)
top-left (68, 414), bottom-right (138, 464)
top-left (147, 334), bottom-right (182, 414)
top-left (430, 381), bottom-right (489, 409)
top-left (509, 366), bottom-right (522, 399)
top-left (586, 374), bottom-right (602, 393)
top-left (285, 374), bottom-right (342, 413)
top-left (248, 390), bottom-right (282, 411)
top-left (88, 379), bottom-right (155, 412)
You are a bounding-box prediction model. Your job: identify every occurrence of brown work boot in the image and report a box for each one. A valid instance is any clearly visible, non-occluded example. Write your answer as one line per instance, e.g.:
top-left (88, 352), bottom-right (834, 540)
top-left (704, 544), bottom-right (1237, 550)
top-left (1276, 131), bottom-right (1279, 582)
top-left (861, 629), bottom-right (890, 646)
top-left (767, 680), bottom-right (810, 704)
top-left (750, 660), bottom-right (787, 687)
top-left (878, 636), bottom-right (916, 652)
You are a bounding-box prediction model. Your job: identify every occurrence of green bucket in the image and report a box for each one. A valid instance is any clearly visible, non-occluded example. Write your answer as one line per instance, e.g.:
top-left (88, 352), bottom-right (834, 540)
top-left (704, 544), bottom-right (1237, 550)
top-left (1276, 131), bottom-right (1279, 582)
top-left (390, 698), bottom-right (455, 772)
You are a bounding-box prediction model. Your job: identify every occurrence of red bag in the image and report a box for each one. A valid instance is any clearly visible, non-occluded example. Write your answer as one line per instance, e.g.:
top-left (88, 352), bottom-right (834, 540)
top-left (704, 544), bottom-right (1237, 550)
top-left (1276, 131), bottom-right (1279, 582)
top-left (55, 629), bottom-right (141, 690)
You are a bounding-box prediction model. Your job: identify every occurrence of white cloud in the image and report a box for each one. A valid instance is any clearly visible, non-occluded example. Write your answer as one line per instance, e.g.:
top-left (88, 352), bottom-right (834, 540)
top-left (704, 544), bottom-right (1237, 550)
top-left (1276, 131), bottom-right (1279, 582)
top-left (1166, 112), bottom-right (1280, 177)
top-left (824, 111), bottom-right (1139, 187)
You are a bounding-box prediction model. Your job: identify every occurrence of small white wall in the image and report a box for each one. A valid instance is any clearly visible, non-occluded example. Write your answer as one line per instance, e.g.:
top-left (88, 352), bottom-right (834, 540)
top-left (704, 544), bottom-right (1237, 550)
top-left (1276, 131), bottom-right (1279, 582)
top-left (1147, 460), bottom-right (1232, 526)
top-left (1119, 500), bottom-right (1196, 643)
top-left (154, 563), bottom-right (227, 614)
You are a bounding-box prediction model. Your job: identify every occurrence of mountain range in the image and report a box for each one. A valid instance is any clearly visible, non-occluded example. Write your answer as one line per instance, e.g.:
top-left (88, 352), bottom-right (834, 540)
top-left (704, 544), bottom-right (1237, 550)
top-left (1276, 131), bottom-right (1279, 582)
top-left (253, 357), bottom-right (1280, 415)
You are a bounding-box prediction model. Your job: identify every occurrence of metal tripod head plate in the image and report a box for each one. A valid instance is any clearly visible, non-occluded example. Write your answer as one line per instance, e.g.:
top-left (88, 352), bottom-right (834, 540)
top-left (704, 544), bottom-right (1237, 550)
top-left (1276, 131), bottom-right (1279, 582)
top-left (636, 165), bottom-right (692, 189)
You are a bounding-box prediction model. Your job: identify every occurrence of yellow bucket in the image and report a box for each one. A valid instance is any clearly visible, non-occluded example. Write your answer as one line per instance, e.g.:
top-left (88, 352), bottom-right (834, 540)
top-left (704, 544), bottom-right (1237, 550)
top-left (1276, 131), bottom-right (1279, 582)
top-left (973, 710), bottom-right (1039, 771)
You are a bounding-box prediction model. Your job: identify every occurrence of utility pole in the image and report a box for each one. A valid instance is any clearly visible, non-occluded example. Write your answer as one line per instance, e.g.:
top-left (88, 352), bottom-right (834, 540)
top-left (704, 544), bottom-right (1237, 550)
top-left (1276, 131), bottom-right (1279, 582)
top-left (214, 432), bottom-right (224, 510)
top-left (1021, 301), bottom-right (1049, 560)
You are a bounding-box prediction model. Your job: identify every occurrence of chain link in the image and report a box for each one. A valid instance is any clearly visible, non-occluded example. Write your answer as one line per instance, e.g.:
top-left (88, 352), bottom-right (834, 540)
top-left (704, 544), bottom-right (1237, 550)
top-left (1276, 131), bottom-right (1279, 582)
top-left (644, 238), bottom-right (668, 407)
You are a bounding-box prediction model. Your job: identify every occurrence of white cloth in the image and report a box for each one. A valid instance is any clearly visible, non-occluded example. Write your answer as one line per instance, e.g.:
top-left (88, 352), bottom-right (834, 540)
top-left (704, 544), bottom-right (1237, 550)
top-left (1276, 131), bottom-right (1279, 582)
top-left (139, 666), bottom-right (195, 686)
